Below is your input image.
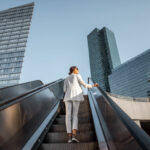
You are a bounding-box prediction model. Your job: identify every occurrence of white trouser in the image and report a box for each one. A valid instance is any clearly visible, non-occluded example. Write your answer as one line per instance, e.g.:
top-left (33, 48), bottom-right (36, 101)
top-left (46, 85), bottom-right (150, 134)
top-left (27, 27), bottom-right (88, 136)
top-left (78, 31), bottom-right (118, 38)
top-left (64, 101), bottom-right (80, 133)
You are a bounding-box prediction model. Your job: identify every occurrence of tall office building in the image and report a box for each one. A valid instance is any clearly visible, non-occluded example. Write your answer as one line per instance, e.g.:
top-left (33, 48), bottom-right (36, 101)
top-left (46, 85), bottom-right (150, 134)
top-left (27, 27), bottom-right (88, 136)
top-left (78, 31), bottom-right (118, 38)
top-left (0, 3), bottom-right (34, 87)
top-left (87, 27), bottom-right (121, 92)
top-left (109, 49), bottom-right (150, 97)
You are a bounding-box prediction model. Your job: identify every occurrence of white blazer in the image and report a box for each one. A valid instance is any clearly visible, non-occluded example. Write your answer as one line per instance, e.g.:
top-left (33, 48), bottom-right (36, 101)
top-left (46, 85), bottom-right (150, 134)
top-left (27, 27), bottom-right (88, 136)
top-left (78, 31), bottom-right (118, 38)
top-left (63, 73), bottom-right (93, 102)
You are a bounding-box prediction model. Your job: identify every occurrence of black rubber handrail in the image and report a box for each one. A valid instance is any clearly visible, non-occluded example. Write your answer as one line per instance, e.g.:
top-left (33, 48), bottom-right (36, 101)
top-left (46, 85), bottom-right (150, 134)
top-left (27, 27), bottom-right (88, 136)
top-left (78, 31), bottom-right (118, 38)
top-left (88, 77), bottom-right (150, 150)
top-left (0, 78), bottom-right (63, 111)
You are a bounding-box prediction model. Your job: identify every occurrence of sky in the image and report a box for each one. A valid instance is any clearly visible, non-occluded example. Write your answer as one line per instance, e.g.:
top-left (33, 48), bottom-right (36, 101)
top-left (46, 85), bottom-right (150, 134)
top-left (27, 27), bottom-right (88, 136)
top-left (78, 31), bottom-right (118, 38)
top-left (0, 0), bottom-right (150, 89)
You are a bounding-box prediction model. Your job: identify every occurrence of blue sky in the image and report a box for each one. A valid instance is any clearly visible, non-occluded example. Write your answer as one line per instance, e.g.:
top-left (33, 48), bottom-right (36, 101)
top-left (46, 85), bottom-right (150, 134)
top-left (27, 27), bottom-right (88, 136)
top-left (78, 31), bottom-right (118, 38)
top-left (0, 0), bottom-right (150, 87)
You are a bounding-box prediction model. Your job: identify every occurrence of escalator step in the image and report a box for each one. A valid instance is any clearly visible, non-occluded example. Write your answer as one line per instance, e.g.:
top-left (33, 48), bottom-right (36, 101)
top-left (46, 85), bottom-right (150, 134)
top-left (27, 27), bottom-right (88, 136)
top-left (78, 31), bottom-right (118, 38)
top-left (56, 114), bottom-right (92, 119)
top-left (62, 105), bottom-right (91, 113)
top-left (57, 114), bottom-right (92, 118)
top-left (44, 131), bottom-right (96, 143)
top-left (80, 101), bottom-right (89, 106)
top-left (78, 109), bottom-right (91, 113)
top-left (79, 108), bottom-right (91, 113)
top-left (54, 117), bottom-right (92, 124)
top-left (39, 142), bottom-right (99, 150)
top-left (49, 123), bottom-right (94, 132)
top-left (78, 112), bottom-right (92, 115)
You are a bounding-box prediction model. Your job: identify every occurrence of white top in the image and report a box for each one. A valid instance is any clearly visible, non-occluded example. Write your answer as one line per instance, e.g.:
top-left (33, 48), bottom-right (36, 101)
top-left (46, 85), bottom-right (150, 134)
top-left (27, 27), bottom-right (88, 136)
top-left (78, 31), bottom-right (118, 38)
top-left (63, 73), bottom-right (93, 102)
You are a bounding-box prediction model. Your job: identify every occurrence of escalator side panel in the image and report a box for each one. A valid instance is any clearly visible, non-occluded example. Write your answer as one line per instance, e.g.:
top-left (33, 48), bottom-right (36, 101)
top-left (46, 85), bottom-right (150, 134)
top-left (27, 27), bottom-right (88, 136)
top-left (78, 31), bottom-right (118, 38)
top-left (0, 80), bottom-right (64, 150)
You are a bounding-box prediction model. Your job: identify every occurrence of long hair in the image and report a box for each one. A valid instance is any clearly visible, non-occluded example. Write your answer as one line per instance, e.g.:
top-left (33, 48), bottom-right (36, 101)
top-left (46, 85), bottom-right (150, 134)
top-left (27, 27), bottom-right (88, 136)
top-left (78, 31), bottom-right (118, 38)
top-left (68, 66), bottom-right (78, 75)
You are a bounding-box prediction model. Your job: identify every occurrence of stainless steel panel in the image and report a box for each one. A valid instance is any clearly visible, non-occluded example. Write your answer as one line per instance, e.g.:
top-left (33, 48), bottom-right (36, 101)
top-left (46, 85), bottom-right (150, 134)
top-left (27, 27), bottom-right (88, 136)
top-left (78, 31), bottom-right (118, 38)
top-left (0, 80), bottom-right (64, 150)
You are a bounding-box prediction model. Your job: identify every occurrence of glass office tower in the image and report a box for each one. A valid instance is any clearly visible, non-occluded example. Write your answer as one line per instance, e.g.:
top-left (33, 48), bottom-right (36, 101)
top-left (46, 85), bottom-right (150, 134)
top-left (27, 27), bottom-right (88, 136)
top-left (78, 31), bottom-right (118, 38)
top-left (0, 3), bottom-right (34, 87)
top-left (87, 27), bottom-right (121, 91)
top-left (109, 49), bottom-right (150, 97)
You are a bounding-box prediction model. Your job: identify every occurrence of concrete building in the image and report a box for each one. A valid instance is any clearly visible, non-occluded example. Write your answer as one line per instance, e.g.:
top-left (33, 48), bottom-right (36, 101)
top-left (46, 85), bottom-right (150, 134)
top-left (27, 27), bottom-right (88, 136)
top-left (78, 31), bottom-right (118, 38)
top-left (107, 92), bottom-right (150, 135)
top-left (0, 3), bottom-right (34, 87)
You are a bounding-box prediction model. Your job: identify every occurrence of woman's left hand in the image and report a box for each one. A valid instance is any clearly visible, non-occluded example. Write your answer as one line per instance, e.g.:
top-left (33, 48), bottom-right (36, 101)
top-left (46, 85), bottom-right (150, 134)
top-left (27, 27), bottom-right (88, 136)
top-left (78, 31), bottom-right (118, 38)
top-left (94, 83), bottom-right (99, 87)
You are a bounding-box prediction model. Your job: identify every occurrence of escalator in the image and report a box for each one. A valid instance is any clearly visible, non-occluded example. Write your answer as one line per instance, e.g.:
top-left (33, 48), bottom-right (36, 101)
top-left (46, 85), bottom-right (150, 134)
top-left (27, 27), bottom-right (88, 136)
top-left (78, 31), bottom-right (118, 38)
top-left (0, 78), bottom-right (150, 150)
top-left (39, 95), bottom-right (99, 150)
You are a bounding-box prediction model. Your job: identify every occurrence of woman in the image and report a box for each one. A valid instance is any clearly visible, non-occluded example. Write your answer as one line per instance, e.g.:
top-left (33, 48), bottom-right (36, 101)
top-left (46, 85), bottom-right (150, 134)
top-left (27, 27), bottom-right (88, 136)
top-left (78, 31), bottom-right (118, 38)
top-left (63, 66), bottom-right (99, 143)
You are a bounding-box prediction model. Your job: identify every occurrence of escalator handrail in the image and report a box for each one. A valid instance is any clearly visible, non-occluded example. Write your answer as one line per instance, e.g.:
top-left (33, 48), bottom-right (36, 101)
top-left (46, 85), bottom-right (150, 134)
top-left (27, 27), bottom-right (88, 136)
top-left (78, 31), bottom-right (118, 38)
top-left (0, 78), bottom-right (64, 111)
top-left (88, 77), bottom-right (150, 150)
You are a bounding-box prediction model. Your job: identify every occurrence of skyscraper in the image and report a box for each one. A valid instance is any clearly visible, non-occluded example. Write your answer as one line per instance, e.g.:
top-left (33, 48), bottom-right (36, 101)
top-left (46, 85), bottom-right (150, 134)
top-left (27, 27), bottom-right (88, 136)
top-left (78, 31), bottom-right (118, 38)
top-left (87, 27), bottom-right (121, 91)
top-left (0, 3), bottom-right (34, 87)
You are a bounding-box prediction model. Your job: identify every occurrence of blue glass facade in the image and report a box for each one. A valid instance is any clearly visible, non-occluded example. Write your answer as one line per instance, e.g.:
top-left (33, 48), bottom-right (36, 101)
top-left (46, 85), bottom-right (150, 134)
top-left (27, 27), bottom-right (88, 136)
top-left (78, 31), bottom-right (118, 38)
top-left (0, 3), bottom-right (34, 87)
top-left (87, 27), bottom-right (121, 91)
top-left (109, 49), bottom-right (150, 97)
